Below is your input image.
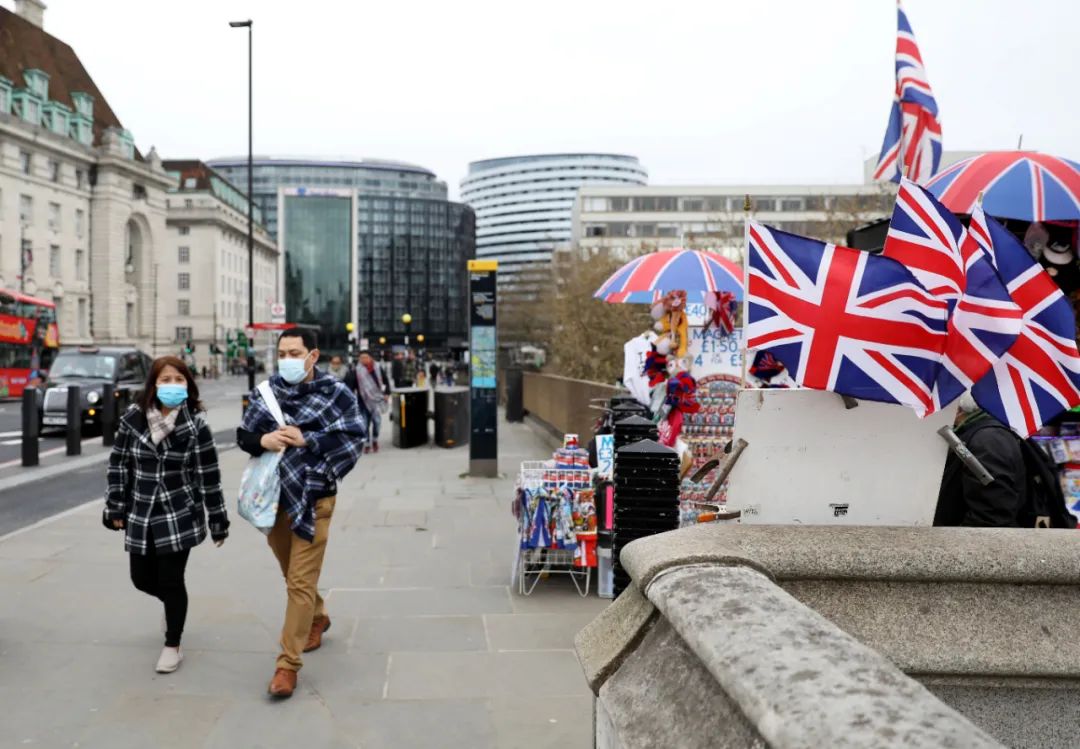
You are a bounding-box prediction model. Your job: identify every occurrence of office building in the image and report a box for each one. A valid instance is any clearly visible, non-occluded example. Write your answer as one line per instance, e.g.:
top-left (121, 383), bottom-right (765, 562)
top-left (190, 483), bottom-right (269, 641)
top-left (275, 179), bottom-right (475, 355)
top-left (0, 0), bottom-right (173, 348)
top-left (161, 160), bottom-right (278, 356)
top-left (571, 184), bottom-right (896, 261)
top-left (460, 153), bottom-right (648, 286)
top-left (207, 156), bottom-right (448, 239)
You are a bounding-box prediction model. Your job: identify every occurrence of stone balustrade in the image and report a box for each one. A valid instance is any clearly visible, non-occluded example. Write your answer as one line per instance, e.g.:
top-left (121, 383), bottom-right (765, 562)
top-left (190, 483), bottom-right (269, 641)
top-left (576, 525), bottom-right (1080, 748)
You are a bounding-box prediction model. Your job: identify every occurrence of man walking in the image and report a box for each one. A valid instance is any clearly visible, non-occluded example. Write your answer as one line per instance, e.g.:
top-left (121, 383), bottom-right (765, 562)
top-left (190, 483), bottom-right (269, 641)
top-left (237, 329), bottom-right (366, 698)
top-left (347, 349), bottom-right (390, 453)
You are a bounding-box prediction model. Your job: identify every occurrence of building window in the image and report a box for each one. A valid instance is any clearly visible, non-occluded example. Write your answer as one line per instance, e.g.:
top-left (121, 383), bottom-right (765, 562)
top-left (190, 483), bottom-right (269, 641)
top-left (75, 249), bottom-right (85, 281)
top-left (178, 299), bottom-right (190, 316)
top-left (48, 202), bottom-right (61, 232)
top-left (780, 199), bottom-right (804, 212)
top-left (49, 245), bottom-right (60, 278)
top-left (77, 298), bottom-right (88, 337)
top-left (19, 150), bottom-right (31, 175)
top-left (49, 160), bottom-right (60, 183)
top-left (175, 326), bottom-right (192, 343)
top-left (178, 246), bottom-right (190, 264)
top-left (179, 226), bottom-right (190, 236)
top-left (178, 273), bottom-right (190, 290)
top-left (126, 303), bottom-right (135, 338)
top-left (753, 198), bottom-right (775, 212)
top-left (75, 169), bottom-right (86, 190)
top-left (75, 209), bottom-right (85, 238)
top-left (184, 199), bottom-right (193, 209)
top-left (19, 195), bottom-right (32, 225)
top-left (133, 183), bottom-right (147, 201)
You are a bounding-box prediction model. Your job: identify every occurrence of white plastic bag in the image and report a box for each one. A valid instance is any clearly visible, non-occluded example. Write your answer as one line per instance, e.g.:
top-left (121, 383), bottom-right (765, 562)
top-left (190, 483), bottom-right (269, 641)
top-left (237, 381), bottom-right (286, 534)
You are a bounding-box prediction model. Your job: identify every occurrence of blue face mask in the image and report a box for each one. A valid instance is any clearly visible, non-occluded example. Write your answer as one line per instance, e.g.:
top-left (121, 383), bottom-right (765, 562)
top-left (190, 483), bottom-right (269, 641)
top-left (279, 354), bottom-right (311, 384)
top-left (156, 384), bottom-right (188, 408)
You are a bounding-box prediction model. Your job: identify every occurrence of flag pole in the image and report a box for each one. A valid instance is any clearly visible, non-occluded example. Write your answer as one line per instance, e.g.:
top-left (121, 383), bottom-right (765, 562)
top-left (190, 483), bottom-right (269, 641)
top-left (741, 194), bottom-right (751, 387)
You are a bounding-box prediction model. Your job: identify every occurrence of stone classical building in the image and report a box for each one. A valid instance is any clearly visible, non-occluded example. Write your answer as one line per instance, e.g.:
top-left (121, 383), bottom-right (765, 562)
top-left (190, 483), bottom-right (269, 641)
top-left (0, 0), bottom-right (172, 347)
top-left (161, 161), bottom-right (278, 357)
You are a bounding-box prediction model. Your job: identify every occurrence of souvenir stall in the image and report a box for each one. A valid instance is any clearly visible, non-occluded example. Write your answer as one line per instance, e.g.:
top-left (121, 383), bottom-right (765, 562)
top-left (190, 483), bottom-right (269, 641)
top-left (512, 435), bottom-right (598, 596)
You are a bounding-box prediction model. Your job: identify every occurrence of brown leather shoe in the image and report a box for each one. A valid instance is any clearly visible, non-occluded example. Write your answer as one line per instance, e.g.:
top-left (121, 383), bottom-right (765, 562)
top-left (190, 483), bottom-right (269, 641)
top-left (304, 615), bottom-right (331, 653)
top-left (268, 668), bottom-right (297, 698)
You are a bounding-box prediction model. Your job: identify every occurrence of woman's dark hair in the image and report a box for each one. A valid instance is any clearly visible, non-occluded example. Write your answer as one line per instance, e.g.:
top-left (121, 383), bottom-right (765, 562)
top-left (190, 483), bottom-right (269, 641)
top-left (137, 355), bottom-right (204, 413)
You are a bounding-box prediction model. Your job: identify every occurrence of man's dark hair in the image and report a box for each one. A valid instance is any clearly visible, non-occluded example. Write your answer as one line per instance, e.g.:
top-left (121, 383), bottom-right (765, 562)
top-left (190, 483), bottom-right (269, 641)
top-left (278, 328), bottom-right (318, 351)
top-left (358, 349), bottom-right (372, 357)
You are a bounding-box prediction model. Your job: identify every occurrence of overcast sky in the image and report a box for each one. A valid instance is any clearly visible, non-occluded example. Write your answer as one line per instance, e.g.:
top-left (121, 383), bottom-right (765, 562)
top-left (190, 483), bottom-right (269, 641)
top-left (30, 0), bottom-right (1080, 199)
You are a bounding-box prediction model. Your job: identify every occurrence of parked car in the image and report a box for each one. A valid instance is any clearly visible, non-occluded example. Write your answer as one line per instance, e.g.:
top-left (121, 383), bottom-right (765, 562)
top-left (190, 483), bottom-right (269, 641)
top-left (40, 346), bottom-right (152, 432)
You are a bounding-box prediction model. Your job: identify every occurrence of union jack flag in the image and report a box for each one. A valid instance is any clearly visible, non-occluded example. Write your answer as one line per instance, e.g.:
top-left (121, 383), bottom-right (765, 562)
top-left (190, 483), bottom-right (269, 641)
top-left (872, 1), bottom-right (942, 184)
top-left (883, 178), bottom-right (1023, 410)
top-left (969, 206), bottom-right (1080, 436)
top-left (746, 221), bottom-right (947, 416)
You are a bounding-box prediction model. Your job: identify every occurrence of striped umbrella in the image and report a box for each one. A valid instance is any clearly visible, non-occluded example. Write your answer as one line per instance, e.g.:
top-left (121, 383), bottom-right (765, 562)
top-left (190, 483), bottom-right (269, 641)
top-left (925, 151), bottom-right (1080, 221)
top-left (594, 249), bottom-right (743, 303)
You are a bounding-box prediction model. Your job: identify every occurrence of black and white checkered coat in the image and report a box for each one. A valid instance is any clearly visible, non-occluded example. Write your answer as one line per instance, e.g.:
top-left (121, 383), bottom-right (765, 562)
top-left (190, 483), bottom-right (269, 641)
top-left (103, 404), bottom-right (229, 555)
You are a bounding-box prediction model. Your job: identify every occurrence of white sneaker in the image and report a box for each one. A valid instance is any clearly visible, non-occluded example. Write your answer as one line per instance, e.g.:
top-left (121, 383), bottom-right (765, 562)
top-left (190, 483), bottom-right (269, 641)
top-left (155, 646), bottom-right (183, 674)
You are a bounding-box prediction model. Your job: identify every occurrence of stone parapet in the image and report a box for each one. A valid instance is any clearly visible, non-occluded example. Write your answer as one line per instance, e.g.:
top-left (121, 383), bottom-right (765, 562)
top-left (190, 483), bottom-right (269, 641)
top-left (577, 525), bottom-right (1080, 747)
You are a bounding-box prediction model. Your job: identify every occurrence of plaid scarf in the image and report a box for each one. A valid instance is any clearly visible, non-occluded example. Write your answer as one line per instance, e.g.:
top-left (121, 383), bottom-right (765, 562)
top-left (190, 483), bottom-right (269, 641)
top-left (241, 370), bottom-right (366, 540)
top-left (146, 407), bottom-right (180, 445)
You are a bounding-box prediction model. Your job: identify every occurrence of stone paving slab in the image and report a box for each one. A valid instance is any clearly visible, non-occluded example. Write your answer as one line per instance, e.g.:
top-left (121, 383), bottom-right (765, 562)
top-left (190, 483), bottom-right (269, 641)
top-left (0, 409), bottom-right (601, 748)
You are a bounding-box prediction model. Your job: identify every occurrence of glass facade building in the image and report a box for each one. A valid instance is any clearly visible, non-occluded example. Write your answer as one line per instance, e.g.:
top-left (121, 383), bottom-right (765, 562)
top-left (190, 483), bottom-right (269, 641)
top-left (282, 192), bottom-right (354, 354)
top-left (357, 197), bottom-right (474, 346)
top-left (267, 158), bottom-right (475, 355)
top-left (207, 156), bottom-right (448, 239)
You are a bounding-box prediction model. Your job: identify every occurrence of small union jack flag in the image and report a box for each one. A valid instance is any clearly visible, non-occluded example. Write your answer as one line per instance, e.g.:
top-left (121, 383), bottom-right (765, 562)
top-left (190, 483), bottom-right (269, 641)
top-left (883, 178), bottom-right (1023, 410)
top-left (746, 221), bottom-right (948, 416)
top-left (968, 206), bottom-right (1080, 436)
top-left (872, 1), bottom-right (942, 184)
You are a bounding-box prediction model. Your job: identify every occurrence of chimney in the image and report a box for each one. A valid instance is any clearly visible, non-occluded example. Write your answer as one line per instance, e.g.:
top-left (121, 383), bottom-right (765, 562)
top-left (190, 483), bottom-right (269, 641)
top-left (15, 0), bottom-right (46, 29)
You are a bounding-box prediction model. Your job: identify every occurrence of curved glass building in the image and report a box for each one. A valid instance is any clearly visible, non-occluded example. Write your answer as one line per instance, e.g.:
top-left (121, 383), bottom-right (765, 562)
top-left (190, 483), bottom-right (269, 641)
top-left (460, 154), bottom-right (647, 283)
top-left (209, 156), bottom-right (472, 353)
top-left (208, 156), bottom-right (447, 239)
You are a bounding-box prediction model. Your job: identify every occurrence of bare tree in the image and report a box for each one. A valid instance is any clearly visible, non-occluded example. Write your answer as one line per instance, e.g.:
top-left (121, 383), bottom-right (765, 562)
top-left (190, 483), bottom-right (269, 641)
top-left (541, 246), bottom-right (652, 383)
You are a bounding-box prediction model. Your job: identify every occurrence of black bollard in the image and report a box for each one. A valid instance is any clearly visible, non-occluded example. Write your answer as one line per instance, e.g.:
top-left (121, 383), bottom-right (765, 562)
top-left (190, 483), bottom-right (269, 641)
top-left (101, 387), bottom-right (117, 447)
top-left (21, 387), bottom-right (39, 467)
top-left (65, 385), bottom-right (82, 456)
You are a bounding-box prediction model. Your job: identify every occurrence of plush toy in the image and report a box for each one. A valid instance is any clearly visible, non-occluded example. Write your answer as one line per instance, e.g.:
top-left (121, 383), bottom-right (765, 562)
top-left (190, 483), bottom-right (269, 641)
top-left (703, 290), bottom-right (738, 336)
top-left (651, 290), bottom-right (689, 359)
top-left (748, 350), bottom-right (792, 389)
top-left (658, 358), bottom-right (700, 446)
top-left (642, 349), bottom-right (669, 387)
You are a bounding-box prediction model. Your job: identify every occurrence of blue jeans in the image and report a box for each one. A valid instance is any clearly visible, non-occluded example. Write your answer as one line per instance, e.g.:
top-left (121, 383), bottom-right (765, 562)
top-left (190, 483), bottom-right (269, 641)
top-left (361, 402), bottom-right (381, 445)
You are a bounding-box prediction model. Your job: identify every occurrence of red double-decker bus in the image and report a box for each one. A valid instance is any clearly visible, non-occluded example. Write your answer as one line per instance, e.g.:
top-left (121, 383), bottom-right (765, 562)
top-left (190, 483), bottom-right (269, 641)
top-left (0, 289), bottom-right (60, 398)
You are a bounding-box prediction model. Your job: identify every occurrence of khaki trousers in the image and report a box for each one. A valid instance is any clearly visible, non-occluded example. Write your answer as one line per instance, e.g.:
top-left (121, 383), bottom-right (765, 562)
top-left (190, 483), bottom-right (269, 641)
top-left (267, 496), bottom-right (335, 671)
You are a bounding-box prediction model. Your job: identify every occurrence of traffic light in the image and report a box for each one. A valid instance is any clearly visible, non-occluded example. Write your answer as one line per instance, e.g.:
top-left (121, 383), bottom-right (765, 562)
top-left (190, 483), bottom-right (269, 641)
top-left (185, 340), bottom-right (193, 355)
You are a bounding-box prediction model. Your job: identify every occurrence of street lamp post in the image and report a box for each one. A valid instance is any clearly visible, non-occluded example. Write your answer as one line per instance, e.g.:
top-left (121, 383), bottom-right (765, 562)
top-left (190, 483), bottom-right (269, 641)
top-left (230, 18), bottom-right (255, 394)
top-left (402, 312), bottom-right (412, 347)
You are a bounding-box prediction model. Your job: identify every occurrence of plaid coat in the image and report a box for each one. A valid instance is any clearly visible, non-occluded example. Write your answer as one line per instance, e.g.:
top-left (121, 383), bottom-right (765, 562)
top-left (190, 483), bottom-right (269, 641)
top-left (104, 404), bottom-right (230, 555)
top-left (239, 371), bottom-right (365, 541)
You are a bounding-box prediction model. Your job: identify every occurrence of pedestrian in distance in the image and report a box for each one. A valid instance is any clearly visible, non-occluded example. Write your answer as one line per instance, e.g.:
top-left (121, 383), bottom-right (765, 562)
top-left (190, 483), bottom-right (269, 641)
top-left (103, 355), bottom-right (229, 675)
top-left (237, 329), bottom-right (367, 699)
top-left (428, 361), bottom-right (440, 389)
top-left (327, 355), bottom-right (349, 381)
top-left (347, 349), bottom-right (390, 454)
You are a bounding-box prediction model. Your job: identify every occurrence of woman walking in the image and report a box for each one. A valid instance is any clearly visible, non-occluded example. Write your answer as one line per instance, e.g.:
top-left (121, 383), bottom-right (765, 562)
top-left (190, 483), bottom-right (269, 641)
top-left (103, 356), bottom-right (229, 674)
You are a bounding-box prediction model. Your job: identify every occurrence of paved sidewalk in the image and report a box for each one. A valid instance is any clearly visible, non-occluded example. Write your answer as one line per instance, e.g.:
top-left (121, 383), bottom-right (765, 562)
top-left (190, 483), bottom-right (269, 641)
top-left (0, 413), bottom-right (604, 748)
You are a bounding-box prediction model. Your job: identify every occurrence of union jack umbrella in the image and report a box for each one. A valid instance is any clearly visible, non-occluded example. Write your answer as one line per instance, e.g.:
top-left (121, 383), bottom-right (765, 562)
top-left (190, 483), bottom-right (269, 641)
top-left (746, 221), bottom-right (948, 416)
top-left (925, 151), bottom-right (1080, 222)
top-left (594, 248), bottom-right (743, 304)
top-left (872, 0), bottom-right (943, 184)
top-left (883, 179), bottom-right (1023, 410)
top-left (968, 205), bottom-right (1080, 436)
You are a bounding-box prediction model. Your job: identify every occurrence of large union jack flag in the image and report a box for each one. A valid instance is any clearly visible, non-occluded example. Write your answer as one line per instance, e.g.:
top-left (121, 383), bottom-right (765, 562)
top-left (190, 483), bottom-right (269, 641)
top-left (883, 178), bottom-right (1023, 410)
top-left (969, 206), bottom-right (1080, 436)
top-left (872, 1), bottom-right (942, 184)
top-left (746, 221), bottom-right (947, 416)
